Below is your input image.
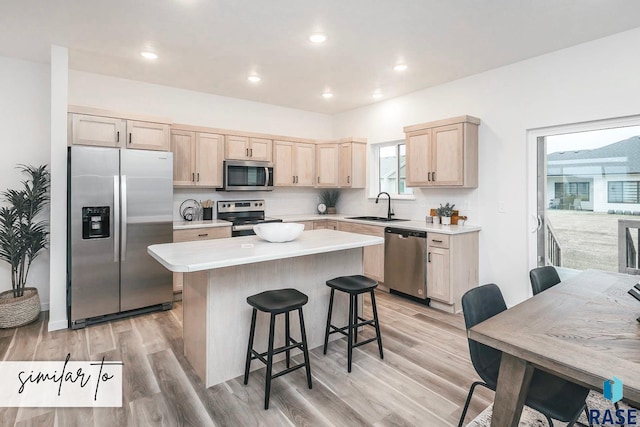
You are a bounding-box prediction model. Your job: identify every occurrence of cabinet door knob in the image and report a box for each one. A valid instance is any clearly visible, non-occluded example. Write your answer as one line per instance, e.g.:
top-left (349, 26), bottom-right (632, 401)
top-left (250, 148), bottom-right (253, 157)
top-left (427, 172), bottom-right (431, 182)
top-left (317, 176), bottom-right (320, 183)
top-left (432, 239), bottom-right (443, 243)
top-left (428, 252), bottom-right (431, 262)
top-left (192, 173), bottom-right (195, 182)
top-left (198, 233), bottom-right (209, 237)
top-left (246, 148), bottom-right (249, 156)
top-left (197, 172), bottom-right (200, 182)
top-left (432, 171), bottom-right (436, 181)
top-left (116, 131), bottom-right (120, 143)
top-left (128, 133), bottom-right (132, 144)
top-left (347, 175), bottom-right (350, 184)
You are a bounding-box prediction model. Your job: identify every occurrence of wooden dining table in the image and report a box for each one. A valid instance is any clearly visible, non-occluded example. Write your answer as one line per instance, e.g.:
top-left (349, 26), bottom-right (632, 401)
top-left (469, 269), bottom-right (640, 427)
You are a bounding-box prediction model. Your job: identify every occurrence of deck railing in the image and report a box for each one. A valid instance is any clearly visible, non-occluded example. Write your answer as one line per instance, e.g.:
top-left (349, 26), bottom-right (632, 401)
top-left (618, 219), bottom-right (640, 275)
top-left (546, 220), bottom-right (562, 267)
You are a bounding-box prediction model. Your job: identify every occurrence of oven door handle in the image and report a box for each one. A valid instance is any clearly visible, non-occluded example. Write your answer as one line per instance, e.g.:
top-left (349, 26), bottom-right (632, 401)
top-left (232, 224), bottom-right (256, 232)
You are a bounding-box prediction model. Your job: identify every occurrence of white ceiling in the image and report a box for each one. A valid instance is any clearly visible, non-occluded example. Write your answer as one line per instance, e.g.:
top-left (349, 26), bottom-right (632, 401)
top-left (1, 0), bottom-right (640, 114)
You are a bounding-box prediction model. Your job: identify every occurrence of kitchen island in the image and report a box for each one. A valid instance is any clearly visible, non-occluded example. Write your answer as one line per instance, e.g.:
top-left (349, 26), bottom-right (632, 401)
top-left (148, 229), bottom-right (383, 387)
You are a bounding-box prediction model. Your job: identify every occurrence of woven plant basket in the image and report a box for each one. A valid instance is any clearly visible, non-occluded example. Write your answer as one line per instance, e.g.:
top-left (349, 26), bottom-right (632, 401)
top-left (0, 287), bottom-right (40, 328)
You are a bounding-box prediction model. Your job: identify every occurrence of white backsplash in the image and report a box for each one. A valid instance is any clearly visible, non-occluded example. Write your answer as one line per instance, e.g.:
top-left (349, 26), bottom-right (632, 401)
top-left (174, 187), bottom-right (321, 220)
top-left (337, 187), bottom-right (479, 224)
top-left (174, 187), bottom-right (479, 225)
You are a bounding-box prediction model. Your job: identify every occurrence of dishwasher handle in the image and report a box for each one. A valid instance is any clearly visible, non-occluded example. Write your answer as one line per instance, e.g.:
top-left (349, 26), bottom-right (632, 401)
top-left (385, 227), bottom-right (427, 239)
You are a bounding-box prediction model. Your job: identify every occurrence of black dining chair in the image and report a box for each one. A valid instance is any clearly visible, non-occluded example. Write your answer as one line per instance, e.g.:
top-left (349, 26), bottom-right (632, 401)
top-left (529, 266), bottom-right (561, 295)
top-left (458, 284), bottom-right (590, 427)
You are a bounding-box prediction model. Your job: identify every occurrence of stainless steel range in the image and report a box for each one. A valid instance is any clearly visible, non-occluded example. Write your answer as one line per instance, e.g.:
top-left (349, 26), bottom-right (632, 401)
top-left (217, 199), bottom-right (282, 236)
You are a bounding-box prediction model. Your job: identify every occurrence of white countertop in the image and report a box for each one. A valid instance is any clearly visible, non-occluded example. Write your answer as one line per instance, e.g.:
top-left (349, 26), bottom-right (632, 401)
top-left (149, 229), bottom-right (384, 272)
top-left (277, 214), bottom-right (480, 235)
top-left (172, 214), bottom-right (480, 235)
top-left (173, 219), bottom-right (232, 230)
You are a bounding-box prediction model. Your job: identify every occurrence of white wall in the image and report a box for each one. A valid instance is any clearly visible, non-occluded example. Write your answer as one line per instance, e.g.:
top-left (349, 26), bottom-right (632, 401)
top-left (48, 46), bottom-right (68, 331)
top-left (333, 27), bottom-right (640, 306)
top-left (68, 70), bottom-right (333, 140)
top-left (0, 55), bottom-right (51, 307)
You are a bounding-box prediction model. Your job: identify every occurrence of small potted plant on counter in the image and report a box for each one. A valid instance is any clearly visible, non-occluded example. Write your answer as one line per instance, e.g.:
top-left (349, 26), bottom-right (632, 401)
top-left (0, 165), bottom-right (49, 328)
top-left (437, 202), bottom-right (455, 225)
top-left (319, 190), bottom-right (341, 215)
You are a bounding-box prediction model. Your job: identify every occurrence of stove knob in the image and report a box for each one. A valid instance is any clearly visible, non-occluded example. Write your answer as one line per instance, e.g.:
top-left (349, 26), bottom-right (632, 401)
top-left (259, 202), bottom-right (263, 206)
top-left (254, 203), bottom-right (258, 206)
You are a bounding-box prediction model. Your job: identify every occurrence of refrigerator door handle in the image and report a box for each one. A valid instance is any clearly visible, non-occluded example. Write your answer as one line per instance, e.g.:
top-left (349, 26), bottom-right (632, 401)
top-left (121, 175), bottom-right (127, 261)
top-left (113, 175), bottom-right (120, 263)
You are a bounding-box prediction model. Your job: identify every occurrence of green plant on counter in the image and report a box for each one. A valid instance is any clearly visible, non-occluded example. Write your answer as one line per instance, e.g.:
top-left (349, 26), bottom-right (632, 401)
top-left (436, 202), bottom-right (455, 217)
top-left (0, 165), bottom-right (50, 298)
top-left (319, 190), bottom-right (341, 208)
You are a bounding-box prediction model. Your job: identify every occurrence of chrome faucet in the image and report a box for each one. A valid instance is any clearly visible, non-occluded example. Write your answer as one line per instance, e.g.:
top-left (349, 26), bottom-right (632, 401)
top-left (375, 192), bottom-right (393, 220)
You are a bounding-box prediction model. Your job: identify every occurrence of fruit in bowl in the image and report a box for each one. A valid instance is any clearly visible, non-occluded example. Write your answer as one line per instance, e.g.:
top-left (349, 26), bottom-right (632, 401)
top-left (253, 223), bottom-right (305, 243)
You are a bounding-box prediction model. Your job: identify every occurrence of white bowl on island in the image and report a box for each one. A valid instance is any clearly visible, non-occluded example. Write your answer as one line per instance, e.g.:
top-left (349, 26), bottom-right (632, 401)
top-left (253, 222), bottom-right (305, 243)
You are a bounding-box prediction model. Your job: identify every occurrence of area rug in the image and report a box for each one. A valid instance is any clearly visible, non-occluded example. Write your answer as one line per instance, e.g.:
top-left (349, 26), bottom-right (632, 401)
top-left (467, 391), bottom-right (633, 426)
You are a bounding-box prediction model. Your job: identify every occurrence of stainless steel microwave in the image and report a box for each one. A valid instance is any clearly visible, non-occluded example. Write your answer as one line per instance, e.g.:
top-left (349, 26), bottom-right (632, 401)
top-left (222, 160), bottom-right (274, 191)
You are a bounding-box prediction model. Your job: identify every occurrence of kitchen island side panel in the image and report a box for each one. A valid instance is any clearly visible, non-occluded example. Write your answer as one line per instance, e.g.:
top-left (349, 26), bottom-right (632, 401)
top-left (183, 248), bottom-right (363, 388)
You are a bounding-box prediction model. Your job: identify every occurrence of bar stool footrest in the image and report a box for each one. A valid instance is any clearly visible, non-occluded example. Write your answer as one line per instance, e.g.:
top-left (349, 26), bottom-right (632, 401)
top-left (251, 342), bottom-right (305, 364)
top-left (271, 363), bottom-right (306, 379)
top-left (352, 336), bottom-right (378, 348)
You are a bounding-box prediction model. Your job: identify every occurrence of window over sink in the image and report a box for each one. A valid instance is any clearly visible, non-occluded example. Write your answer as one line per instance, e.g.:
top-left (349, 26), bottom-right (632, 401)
top-left (372, 140), bottom-right (413, 198)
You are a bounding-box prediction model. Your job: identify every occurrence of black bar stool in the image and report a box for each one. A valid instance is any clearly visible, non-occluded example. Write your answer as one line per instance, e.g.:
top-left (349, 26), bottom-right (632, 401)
top-left (322, 275), bottom-right (383, 372)
top-left (243, 288), bottom-right (312, 410)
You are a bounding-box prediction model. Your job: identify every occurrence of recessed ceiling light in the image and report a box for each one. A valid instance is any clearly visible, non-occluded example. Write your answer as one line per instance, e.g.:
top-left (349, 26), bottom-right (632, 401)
top-left (393, 64), bottom-right (408, 72)
top-left (322, 92), bottom-right (333, 99)
top-left (248, 75), bottom-right (261, 83)
top-left (309, 33), bottom-right (327, 43)
top-left (372, 91), bottom-right (383, 99)
top-left (140, 51), bottom-right (158, 60)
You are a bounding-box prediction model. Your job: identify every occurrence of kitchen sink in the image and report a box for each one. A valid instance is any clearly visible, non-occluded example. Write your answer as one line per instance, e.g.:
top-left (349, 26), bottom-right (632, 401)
top-left (346, 216), bottom-right (409, 222)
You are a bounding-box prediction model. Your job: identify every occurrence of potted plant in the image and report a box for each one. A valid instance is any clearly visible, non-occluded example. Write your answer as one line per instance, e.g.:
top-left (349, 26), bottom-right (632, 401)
top-left (437, 203), bottom-right (455, 225)
top-left (0, 165), bottom-right (49, 328)
top-left (319, 190), bottom-right (341, 214)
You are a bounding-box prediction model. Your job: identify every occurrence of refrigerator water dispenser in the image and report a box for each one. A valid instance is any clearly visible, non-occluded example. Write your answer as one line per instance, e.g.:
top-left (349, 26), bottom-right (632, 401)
top-left (82, 207), bottom-right (110, 239)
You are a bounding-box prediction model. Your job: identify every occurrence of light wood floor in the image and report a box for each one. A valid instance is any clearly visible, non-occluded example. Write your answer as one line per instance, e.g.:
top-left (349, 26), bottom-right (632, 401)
top-left (0, 291), bottom-right (493, 426)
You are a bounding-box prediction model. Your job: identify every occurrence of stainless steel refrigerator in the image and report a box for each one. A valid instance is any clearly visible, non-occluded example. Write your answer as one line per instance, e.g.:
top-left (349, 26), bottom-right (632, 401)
top-left (68, 146), bottom-right (174, 329)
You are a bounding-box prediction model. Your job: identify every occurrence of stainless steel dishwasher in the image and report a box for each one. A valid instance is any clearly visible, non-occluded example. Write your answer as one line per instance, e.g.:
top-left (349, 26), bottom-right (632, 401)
top-left (384, 227), bottom-right (428, 299)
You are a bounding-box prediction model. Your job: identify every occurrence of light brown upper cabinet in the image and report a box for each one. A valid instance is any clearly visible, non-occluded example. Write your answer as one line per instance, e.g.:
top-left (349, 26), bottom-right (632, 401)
top-left (225, 135), bottom-right (272, 162)
top-left (171, 130), bottom-right (224, 187)
top-left (315, 143), bottom-right (340, 187)
top-left (404, 115), bottom-right (480, 188)
top-left (69, 114), bottom-right (126, 147)
top-left (69, 113), bottom-right (170, 151)
top-left (273, 140), bottom-right (315, 187)
top-left (339, 141), bottom-right (366, 188)
top-left (126, 120), bottom-right (171, 151)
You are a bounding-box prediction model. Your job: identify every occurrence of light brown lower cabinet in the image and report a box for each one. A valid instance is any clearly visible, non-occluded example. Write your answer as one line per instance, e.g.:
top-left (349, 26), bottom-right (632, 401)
top-left (287, 219), bottom-right (338, 230)
top-left (296, 221), bottom-right (315, 230)
top-left (313, 220), bottom-right (338, 230)
top-left (426, 231), bottom-right (479, 313)
top-left (337, 222), bottom-right (384, 282)
top-left (172, 226), bottom-right (232, 292)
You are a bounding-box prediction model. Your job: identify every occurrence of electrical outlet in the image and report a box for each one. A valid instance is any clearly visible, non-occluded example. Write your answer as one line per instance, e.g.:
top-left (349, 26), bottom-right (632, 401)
top-left (498, 201), bottom-right (506, 213)
top-left (463, 201), bottom-right (471, 211)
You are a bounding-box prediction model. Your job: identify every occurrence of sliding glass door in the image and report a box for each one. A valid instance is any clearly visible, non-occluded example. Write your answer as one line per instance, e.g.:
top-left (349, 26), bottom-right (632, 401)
top-left (535, 124), bottom-right (640, 272)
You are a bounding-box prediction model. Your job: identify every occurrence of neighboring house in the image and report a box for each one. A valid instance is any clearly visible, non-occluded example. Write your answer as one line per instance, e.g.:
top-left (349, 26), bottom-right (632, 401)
top-left (547, 136), bottom-right (640, 212)
top-left (379, 156), bottom-right (409, 195)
